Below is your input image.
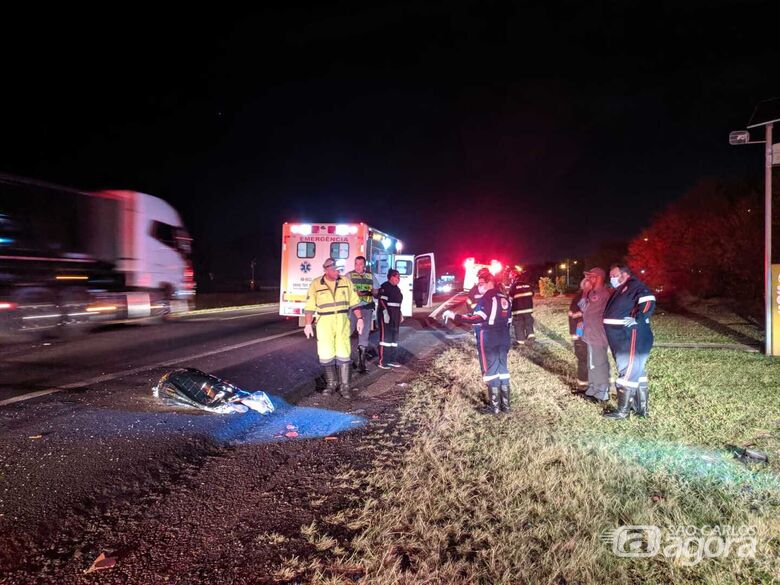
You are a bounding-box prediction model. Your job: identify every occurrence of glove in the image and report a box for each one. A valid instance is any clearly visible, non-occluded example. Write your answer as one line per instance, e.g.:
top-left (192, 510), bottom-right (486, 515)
top-left (304, 324), bottom-right (314, 338)
top-left (442, 309), bottom-right (456, 324)
top-left (623, 316), bottom-right (637, 328)
top-left (356, 318), bottom-right (365, 335)
top-left (383, 310), bottom-right (390, 324)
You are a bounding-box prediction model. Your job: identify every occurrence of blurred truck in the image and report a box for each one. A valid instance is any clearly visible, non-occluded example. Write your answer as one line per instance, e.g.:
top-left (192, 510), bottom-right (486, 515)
top-left (0, 173), bottom-right (195, 340)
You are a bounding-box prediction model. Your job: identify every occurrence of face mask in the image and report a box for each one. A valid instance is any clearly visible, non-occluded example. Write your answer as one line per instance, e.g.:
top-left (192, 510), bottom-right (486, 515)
top-left (477, 284), bottom-right (487, 295)
top-left (610, 277), bottom-right (621, 288)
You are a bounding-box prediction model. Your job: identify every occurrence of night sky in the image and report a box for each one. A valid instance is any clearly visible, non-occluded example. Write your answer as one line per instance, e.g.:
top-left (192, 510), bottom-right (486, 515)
top-left (3, 1), bottom-right (779, 283)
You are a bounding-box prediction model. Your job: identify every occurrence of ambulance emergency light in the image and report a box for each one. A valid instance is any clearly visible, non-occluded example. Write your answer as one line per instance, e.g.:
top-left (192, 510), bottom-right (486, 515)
top-left (290, 224), bottom-right (358, 235)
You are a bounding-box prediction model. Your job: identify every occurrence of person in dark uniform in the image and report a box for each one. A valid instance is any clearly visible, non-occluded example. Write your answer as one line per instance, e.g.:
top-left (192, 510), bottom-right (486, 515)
top-left (442, 271), bottom-right (512, 414)
top-left (568, 279), bottom-right (591, 391)
top-left (465, 267), bottom-right (492, 373)
top-left (508, 269), bottom-right (535, 345)
top-left (602, 264), bottom-right (656, 420)
top-left (377, 268), bottom-right (404, 369)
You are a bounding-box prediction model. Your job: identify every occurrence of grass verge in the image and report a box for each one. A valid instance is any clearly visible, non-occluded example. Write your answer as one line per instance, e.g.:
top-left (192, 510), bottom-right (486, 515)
top-left (306, 297), bottom-right (780, 584)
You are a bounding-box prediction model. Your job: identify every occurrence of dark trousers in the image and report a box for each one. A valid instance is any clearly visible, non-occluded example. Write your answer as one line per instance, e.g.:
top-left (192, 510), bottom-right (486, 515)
top-left (477, 327), bottom-right (511, 388)
top-left (573, 338), bottom-right (589, 384)
top-left (606, 325), bottom-right (653, 391)
top-left (513, 313), bottom-right (535, 341)
top-left (378, 308), bottom-right (400, 366)
top-left (587, 343), bottom-right (610, 387)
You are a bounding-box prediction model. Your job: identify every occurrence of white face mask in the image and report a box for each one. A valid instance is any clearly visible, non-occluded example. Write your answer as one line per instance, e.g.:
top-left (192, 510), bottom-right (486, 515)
top-left (477, 284), bottom-right (487, 295)
top-left (610, 276), bottom-right (621, 288)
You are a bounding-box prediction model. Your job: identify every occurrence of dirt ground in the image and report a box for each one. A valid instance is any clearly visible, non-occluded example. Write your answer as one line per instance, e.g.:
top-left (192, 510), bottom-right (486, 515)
top-left (1, 359), bottom-right (423, 585)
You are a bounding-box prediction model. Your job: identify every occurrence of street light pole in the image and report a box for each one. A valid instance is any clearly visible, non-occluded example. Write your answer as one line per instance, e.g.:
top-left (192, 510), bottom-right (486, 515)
top-left (764, 123), bottom-right (773, 356)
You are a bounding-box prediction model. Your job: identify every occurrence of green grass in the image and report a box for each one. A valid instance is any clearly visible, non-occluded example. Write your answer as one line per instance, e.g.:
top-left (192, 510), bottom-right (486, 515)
top-left (303, 297), bottom-right (780, 584)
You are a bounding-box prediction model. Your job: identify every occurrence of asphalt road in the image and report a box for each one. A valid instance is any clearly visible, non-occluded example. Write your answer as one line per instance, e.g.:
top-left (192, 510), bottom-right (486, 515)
top-left (0, 300), bottom-right (467, 582)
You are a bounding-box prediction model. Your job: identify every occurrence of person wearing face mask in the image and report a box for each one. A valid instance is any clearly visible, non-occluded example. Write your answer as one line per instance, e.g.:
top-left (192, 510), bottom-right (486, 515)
top-left (579, 267), bottom-right (613, 402)
top-left (602, 263), bottom-right (656, 419)
top-left (441, 272), bottom-right (512, 414)
top-left (508, 269), bottom-right (535, 345)
top-left (377, 268), bottom-right (404, 369)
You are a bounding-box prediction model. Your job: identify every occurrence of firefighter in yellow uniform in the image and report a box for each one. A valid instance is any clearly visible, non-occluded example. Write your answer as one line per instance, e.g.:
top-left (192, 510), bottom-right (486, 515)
top-left (304, 257), bottom-right (364, 398)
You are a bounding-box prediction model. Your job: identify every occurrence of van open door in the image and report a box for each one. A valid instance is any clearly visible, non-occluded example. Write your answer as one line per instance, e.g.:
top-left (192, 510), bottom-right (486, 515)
top-left (393, 255), bottom-right (415, 317)
top-left (413, 253), bottom-right (435, 310)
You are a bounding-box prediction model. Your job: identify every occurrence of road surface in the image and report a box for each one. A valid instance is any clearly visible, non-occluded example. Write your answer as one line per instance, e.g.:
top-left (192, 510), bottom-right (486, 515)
top-left (0, 300), bottom-right (467, 582)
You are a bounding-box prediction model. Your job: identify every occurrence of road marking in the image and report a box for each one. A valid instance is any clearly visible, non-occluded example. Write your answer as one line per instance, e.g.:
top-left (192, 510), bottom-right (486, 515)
top-left (174, 307), bottom-right (280, 322)
top-left (0, 328), bottom-right (302, 407)
top-left (174, 303), bottom-right (279, 317)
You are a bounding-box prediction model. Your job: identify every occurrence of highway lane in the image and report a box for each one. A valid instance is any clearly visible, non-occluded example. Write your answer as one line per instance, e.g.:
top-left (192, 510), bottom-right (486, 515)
top-left (0, 300), bottom-right (469, 578)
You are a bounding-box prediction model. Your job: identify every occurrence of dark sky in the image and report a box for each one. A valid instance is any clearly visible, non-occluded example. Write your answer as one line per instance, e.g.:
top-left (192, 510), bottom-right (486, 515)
top-left (2, 1), bottom-right (779, 280)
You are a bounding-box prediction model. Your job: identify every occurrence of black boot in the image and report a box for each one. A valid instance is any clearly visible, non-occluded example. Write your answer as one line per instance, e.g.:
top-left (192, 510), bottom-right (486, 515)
top-left (499, 383), bottom-right (511, 413)
top-left (480, 386), bottom-right (500, 415)
top-left (633, 382), bottom-right (649, 417)
top-left (357, 346), bottom-right (368, 374)
top-left (322, 365), bottom-right (338, 396)
top-left (338, 362), bottom-right (352, 399)
top-left (604, 386), bottom-right (634, 420)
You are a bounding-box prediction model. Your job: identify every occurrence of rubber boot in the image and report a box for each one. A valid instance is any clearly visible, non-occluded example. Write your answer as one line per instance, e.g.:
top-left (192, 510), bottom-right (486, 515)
top-left (603, 386), bottom-right (634, 420)
top-left (480, 385), bottom-right (500, 415)
top-left (338, 362), bottom-right (352, 399)
top-left (322, 365), bottom-right (338, 396)
top-left (357, 346), bottom-right (368, 374)
top-left (499, 383), bottom-right (511, 413)
top-left (633, 382), bottom-right (649, 417)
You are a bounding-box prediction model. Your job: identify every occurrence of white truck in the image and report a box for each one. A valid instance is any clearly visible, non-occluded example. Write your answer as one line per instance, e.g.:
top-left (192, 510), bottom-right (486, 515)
top-left (279, 222), bottom-right (435, 320)
top-left (0, 174), bottom-right (194, 339)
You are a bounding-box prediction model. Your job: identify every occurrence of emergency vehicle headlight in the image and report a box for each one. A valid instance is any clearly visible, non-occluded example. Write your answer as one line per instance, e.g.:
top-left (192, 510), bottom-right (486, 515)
top-left (396, 241), bottom-right (403, 252)
top-left (335, 224), bottom-right (349, 236)
top-left (348, 225), bottom-right (358, 235)
top-left (382, 237), bottom-right (392, 250)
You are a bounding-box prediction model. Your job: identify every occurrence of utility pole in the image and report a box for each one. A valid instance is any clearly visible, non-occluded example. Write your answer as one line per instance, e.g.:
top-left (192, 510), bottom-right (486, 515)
top-left (729, 99), bottom-right (779, 356)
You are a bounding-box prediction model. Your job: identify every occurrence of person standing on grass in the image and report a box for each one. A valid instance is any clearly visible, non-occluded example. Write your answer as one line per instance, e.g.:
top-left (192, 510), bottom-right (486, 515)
top-left (377, 268), bottom-right (404, 370)
top-left (508, 269), bottom-right (535, 345)
top-left (579, 267), bottom-right (613, 402)
top-left (568, 279), bottom-right (590, 391)
top-left (466, 267), bottom-right (492, 374)
top-left (441, 271), bottom-right (512, 415)
top-left (602, 263), bottom-right (656, 420)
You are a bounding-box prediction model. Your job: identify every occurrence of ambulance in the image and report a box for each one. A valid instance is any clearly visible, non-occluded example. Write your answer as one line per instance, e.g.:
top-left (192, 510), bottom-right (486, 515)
top-left (279, 222), bottom-right (435, 320)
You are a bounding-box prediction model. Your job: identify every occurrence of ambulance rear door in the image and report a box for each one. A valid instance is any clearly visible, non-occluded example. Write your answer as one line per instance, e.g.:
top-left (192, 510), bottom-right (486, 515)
top-left (413, 253), bottom-right (436, 310)
top-left (393, 254), bottom-right (415, 316)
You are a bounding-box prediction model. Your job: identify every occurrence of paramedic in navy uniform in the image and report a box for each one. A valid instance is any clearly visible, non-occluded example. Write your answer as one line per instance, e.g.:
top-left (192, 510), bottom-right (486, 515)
top-left (602, 264), bottom-right (656, 420)
top-left (441, 271), bottom-right (512, 415)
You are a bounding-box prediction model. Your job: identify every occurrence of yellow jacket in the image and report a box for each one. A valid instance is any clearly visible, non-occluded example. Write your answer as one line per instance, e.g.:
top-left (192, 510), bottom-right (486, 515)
top-left (304, 275), bottom-right (361, 316)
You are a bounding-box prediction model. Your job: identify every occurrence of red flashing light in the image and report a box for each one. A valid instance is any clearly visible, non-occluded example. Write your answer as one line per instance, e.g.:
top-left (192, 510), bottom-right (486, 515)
top-left (0, 302), bottom-right (17, 310)
top-left (463, 257), bottom-right (475, 269)
top-left (490, 260), bottom-right (503, 275)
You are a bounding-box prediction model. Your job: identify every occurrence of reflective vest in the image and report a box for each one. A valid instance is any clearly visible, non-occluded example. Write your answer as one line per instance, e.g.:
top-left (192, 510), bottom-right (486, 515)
top-left (304, 275), bottom-right (360, 317)
top-left (348, 270), bottom-right (375, 309)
